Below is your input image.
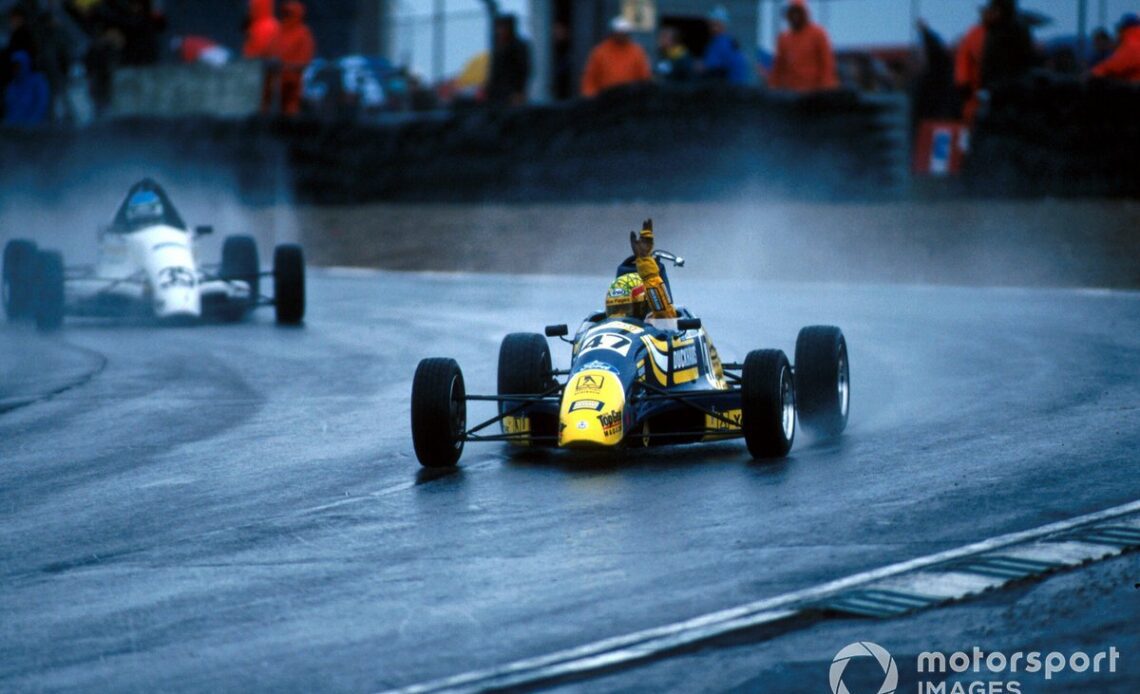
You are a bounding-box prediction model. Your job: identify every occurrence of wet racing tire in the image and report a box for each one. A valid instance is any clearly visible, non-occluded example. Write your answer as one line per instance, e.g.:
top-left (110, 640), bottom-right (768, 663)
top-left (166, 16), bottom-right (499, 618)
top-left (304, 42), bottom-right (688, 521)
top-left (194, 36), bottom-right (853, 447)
top-left (794, 326), bottom-right (849, 438)
top-left (273, 244), bottom-right (305, 325)
top-left (220, 235), bottom-right (260, 315)
top-left (411, 358), bottom-right (466, 468)
top-left (741, 349), bottom-right (795, 459)
top-left (497, 333), bottom-right (554, 446)
top-left (3, 239), bottom-right (38, 322)
top-left (497, 333), bottom-right (552, 400)
top-left (33, 250), bottom-right (65, 332)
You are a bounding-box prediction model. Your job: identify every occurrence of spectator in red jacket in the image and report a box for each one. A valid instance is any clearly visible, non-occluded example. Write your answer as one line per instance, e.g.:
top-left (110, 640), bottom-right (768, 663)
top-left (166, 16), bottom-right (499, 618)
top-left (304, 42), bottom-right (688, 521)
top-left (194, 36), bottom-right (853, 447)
top-left (955, 9), bottom-right (987, 125)
top-left (1091, 14), bottom-right (1140, 83)
top-left (261, 0), bottom-right (314, 115)
top-left (768, 0), bottom-right (838, 92)
top-left (243, 0), bottom-right (279, 59)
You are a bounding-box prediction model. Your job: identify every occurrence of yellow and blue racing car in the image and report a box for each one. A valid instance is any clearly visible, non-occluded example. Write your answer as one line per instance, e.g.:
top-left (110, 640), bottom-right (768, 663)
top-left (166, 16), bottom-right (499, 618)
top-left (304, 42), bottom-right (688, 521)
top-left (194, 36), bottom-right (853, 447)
top-left (411, 248), bottom-right (849, 467)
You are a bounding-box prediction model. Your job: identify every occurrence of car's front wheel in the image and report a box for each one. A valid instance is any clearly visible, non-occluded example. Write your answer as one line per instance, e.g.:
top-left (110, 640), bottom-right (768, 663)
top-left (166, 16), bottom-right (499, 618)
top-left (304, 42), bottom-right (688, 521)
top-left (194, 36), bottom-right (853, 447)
top-left (741, 349), bottom-right (795, 459)
top-left (497, 333), bottom-right (554, 446)
top-left (273, 244), bottom-right (305, 325)
top-left (3, 239), bottom-right (38, 322)
top-left (411, 358), bottom-right (467, 468)
top-left (220, 235), bottom-right (260, 319)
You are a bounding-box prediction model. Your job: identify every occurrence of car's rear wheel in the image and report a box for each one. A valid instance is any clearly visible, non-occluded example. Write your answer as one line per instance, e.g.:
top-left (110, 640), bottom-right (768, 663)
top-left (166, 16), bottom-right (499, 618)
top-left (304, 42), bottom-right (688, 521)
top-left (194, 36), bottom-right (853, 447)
top-left (497, 333), bottom-right (553, 445)
top-left (273, 244), bottom-right (305, 325)
top-left (33, 250), bottom-right (65, 332)
top-left (220, 235), bottom-right (260, 319)
top-left (4, 239), bottom-right (38, 322)
top-left (741, 349), bottom-right (795, 459)
top-left (411, 358), bottom-right (466, 468)
top-left (794, 325), bottom-right (849, 438)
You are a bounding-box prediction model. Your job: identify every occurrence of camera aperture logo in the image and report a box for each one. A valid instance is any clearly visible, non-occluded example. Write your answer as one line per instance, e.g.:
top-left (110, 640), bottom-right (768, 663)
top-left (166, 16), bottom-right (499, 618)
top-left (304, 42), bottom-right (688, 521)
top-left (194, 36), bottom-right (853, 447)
top-left (830, 642), bottom-right (1121, 693)
top-left (831, 641), bottom-right (899, 694)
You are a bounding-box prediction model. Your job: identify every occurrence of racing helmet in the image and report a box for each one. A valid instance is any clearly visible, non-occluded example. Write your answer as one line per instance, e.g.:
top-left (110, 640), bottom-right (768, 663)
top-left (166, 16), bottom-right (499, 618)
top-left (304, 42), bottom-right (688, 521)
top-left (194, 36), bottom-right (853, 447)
top-left (605, 272), bottom-right (647, 318)
top-left (125, 190), bottom-right (165, 226)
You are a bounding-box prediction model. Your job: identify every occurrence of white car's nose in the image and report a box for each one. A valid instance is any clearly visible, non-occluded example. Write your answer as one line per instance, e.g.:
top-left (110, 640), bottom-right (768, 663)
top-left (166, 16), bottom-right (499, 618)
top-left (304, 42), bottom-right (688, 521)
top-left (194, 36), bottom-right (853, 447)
top-left (154, 285), bottom-right (200, 320)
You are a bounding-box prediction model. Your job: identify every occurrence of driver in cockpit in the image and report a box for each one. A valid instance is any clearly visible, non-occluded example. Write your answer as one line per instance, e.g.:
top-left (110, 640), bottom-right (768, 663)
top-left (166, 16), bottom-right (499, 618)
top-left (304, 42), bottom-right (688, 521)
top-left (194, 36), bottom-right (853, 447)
top-left (604, 218), bottom-right (678, 320)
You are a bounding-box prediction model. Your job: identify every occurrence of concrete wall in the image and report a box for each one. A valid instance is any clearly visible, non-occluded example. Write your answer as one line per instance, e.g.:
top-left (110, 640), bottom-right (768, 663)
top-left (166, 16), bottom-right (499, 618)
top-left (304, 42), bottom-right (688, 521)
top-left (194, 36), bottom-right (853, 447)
top-left (109, 62), bottom-right (263, 119)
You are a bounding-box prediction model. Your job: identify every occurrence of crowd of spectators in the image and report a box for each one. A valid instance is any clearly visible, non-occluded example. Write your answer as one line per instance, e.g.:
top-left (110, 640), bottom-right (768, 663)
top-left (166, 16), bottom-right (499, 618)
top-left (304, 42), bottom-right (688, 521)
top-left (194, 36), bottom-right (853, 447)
top-left (0, 0), bottom-right (316, 124)
top-left (3, 0), bottom-right (1140, 126)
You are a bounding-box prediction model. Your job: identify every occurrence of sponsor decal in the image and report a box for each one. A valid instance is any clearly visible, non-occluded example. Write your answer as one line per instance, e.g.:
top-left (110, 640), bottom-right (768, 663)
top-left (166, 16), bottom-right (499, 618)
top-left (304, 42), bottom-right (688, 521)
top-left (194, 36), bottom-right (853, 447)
top-left (579, 332), bottom-right (634, 357)
top-left (569, 400), bottom-right (604, 413)
top-left (576, 420), bottom-right (588, 430)
top-left (704, 409), bottom-right (742, 436)
top-left (597, 409), bottom-right (622, 436)
top-left (674, 345), bottom-right (698, 369)
top-left (604, 320), bottom-right (644, 334)
top-left (577, 360), bottom-right (620, 375)
top-left (575, 374), bottom-right (605, 393)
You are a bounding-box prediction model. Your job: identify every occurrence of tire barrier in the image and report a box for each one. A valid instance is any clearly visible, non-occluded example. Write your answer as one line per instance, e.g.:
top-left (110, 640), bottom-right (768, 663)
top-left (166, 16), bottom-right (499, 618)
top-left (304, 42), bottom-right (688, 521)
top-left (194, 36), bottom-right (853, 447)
top-left (966, 74), bottom-right (1140, 198)
top-left (4, 77), bottom-right (1137, 203)
top-left (0, 84), bottom-right (908, 204)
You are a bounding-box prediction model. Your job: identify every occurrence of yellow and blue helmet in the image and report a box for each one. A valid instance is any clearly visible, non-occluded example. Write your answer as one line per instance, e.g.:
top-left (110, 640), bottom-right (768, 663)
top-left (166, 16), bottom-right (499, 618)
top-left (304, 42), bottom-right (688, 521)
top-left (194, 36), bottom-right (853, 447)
top-left (605, 272), bottom-right (647, 318)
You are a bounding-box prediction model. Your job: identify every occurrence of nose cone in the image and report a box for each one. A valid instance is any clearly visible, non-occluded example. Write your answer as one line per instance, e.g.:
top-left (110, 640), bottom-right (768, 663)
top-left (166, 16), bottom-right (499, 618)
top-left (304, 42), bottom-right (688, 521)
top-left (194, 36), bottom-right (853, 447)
top-left (559, 370), bottom-right (626, 448)
top-left (154, 286), bottom-right (201, 320)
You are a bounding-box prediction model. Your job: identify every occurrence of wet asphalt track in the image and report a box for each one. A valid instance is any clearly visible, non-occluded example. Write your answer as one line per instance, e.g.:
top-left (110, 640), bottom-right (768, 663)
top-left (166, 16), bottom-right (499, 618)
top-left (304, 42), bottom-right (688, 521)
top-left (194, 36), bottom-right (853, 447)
top-left (1, 270), bottom-right (1138, 692)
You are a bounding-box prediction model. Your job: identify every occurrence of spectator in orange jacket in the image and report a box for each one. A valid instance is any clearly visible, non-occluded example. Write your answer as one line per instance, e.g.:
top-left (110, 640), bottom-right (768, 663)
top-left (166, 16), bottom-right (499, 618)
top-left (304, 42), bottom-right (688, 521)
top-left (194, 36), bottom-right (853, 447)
top-left (263, 0), bottom-right (314, 115)
top-left (768, 0), bottom-right (838, 92)
top-left (580, 16), bottom-right (651, 98)
top-left (1091, 14), bottom-right (1140, 83)
top-left (243, 0), bottom-right (279, 59)
top-left (955, 12), bottom-right (986, 125)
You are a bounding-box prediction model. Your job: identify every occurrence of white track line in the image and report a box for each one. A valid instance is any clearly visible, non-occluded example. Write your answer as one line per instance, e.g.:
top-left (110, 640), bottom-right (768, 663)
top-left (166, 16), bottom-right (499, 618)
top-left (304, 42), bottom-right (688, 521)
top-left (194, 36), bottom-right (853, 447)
top-left (386, 498), bottom-right (1140, 694)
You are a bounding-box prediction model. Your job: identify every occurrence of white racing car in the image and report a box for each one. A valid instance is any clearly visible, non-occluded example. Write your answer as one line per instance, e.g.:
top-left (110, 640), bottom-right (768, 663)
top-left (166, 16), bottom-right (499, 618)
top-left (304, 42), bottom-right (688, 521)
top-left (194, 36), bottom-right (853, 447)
top-left (2, 178), bottom-right (305, 329)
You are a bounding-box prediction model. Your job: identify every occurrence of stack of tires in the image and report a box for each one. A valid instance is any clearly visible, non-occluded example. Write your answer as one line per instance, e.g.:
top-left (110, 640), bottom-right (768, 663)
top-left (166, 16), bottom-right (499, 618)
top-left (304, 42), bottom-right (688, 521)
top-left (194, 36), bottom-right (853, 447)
top-left (3, 240), bottom-right (64, 331)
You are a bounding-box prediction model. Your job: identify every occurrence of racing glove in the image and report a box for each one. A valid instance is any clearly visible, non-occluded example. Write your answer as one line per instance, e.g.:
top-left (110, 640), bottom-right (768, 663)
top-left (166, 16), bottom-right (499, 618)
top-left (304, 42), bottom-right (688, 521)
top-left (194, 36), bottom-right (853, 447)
top-left (631, 219), bottom-right (677, 319)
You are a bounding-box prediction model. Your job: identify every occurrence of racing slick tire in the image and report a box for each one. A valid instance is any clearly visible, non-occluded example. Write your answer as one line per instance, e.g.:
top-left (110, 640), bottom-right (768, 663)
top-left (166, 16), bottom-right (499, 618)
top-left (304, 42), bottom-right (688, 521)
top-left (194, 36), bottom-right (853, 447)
top-left (220, 235), bottom-right (260, 318)
top-left (3, 239), bottom-right (38, 322)
top-left (794, 326), bottom-right (849, 438)
top-left (411, 358), bottom-right (467, 468)
top-left (741, 349), bottom-right (795, 459)
top-left (497, 333), bottom-right (554, 446)
top-left (273, 244), bottom-right (305, 325)
top-left (33, 250), bottom-right (65, 332)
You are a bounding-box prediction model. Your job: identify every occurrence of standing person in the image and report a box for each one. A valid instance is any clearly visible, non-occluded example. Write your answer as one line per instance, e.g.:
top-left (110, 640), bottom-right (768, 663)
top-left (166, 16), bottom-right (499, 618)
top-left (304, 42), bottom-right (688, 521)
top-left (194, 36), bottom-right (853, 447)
top-left (2, 6), bottom-right (38, 106)
top-left (486, 13), bottom-right (529, 106)
top-left (912, 19), bottom-right (959, 124)
top-left (84, 23), bottom-right (121, 119)
top-left (656, 26), bottom-right (692, 82)
top-left (580, 16), bottom-right (651, 98)
top-left (979, 0), bottom-right (1036, 92)
top-left (955, 6), bottom-right (988, 125)
top-left (4, 50), bottom-right (50, 125)
top-left (266, 0), bottom-right (314, 116)
top-left (32, 8), bottom-right (73, 123)
top-left (243, 0), bottom-right (279, 59)
top-left (115, 0), bottom-right (165, 66)
top-left (700, 5), bottom-right (749, 85)
top-left (768, 0), bottom-right (838, 92)
top-left (1090, 14), bottom-right (1140, 82)
top-left (1089, 28), bottom-right (1115, 68)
